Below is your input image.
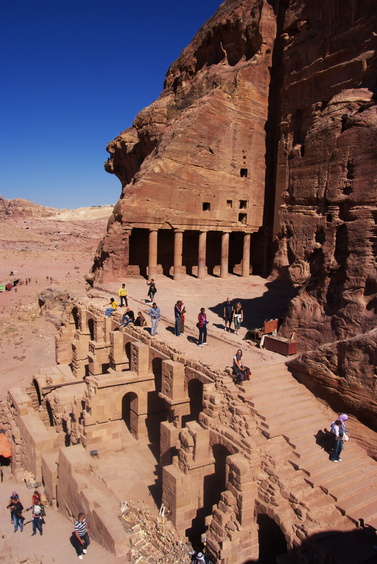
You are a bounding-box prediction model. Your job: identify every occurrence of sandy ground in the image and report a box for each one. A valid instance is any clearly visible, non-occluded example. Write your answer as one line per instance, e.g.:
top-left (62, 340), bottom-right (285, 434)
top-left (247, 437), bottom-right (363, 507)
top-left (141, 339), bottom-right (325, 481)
top-left (0, 206), bottom-right (296, 562)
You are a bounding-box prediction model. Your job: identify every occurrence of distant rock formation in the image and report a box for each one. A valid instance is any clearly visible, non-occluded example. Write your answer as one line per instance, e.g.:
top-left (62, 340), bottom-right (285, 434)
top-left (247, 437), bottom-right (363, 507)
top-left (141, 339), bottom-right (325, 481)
top-left (0, 196), bottom-right (58, 218)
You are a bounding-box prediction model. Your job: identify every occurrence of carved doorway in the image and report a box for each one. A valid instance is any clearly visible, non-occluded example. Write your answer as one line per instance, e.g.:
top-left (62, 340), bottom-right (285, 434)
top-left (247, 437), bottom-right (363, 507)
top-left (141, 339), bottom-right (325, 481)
top-left (122, 391), bottom-right (138, 438)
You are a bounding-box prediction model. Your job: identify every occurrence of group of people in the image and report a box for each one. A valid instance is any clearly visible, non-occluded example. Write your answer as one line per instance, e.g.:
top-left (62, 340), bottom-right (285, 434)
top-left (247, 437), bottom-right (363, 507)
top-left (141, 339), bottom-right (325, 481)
top-left (7, 490), bottom-right (45, 535)
top-left (104, 283), bottom-right (247, 349)
top-left (6, 491), bottom-right (91, 558)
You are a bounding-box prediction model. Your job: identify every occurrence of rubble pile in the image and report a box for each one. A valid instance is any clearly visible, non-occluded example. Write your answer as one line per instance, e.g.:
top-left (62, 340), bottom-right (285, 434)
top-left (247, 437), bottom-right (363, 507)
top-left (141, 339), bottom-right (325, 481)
top-left (121, 501), bottom-right (192, 564)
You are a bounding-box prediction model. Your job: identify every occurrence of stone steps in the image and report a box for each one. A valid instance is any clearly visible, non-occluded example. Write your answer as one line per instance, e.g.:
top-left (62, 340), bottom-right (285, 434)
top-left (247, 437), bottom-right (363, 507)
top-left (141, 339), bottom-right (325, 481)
top-left (320, 467), bottom-right (377, 497)
top-left (251, 360), bottom-right (377, 532)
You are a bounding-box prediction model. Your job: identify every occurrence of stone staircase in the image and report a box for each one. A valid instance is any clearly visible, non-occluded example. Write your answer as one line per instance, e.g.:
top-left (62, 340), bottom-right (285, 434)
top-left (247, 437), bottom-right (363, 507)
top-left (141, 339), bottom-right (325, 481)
top-left (245, 361), bottom-right (377, 529)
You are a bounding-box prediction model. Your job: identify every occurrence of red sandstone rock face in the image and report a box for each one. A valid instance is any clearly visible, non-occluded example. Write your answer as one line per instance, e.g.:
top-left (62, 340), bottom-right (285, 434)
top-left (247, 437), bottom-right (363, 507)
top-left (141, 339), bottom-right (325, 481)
top-left (0, 196), bottom-right (58, 218)
top-left (274, 0), bottom-right (377, 350)
top-left (93, 0), bottom-right (377, 355)
top-left (288, 329), bottom-right (377, 458)
top-left (93, 0), bottom-right (277, 281)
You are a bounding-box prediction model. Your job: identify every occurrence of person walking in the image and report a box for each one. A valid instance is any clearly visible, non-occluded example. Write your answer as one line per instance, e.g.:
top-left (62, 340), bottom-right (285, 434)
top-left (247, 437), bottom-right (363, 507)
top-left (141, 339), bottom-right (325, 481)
top-left (197, 308), bottom-right (208, 347)
top-left (174, 301), bottom-right (182, 336)
top-left (233, 302), bottom-right (244, 335)
top-left (223, 297), bottom-right (233, 332)
top-left (330, 419), bottom-right (348, 462)
top-left (146, 279), bottom-right (157, 303)
top-left (74, 512), bottom-right (91, 559)
top-left (118, 284), bottom-right (128, 307)
top-left (31, 504), bottom-right (44, 536)
top-left (149, 302), bottom-right (161, 336)
top-left (105, 298), bottom-right (118, 318)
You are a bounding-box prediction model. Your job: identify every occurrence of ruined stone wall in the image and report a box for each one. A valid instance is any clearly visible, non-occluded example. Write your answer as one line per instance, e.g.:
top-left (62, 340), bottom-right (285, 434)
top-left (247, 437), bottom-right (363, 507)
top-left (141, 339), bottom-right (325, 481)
top-left (2, 302), bottom-right (372, 562)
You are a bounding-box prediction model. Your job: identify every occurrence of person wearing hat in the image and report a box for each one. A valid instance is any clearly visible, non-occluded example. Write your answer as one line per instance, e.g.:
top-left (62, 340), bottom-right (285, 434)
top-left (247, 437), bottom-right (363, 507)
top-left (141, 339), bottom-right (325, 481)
top-left (31, 504), bottom-right (44, 536)
top-left (193, 552), bottom-right (206, 563)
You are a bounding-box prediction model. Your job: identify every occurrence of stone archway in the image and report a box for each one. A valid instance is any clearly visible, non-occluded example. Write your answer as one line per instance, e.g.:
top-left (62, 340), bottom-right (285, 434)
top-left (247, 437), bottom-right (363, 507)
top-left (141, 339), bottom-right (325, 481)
top-left (122, 391), bottom-right (138, 438)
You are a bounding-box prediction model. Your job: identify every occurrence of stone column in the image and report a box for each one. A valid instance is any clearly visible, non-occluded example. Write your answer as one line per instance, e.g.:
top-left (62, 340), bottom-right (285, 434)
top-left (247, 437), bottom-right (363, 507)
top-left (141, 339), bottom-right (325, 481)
top-left (220, 232), bottom-right (230, 278)
top-left (173, 230), bottom-right (183, 281)
top-left (148, 229), bottom-right (158, 279)
top-left (198, 231), bottom-right (207, 279)
top-left (242, 233), bottom-right (251, 277)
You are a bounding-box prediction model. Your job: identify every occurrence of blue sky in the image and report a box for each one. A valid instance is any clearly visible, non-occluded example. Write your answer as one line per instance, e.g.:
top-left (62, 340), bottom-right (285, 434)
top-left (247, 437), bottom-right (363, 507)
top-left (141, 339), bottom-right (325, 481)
top-left (0, 0), bottom-right (222, 209)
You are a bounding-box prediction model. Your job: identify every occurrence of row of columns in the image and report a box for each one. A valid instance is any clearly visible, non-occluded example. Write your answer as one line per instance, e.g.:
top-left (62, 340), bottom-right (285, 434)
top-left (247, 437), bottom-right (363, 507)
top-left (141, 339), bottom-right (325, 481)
top-left (148, 229), bottom-right (251, 281)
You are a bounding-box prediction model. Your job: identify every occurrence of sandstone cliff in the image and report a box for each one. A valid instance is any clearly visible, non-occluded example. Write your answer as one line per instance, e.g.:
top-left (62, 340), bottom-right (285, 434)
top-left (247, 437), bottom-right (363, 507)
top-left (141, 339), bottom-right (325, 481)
top-left (92, 0), bottom-right (277, 279)
top-left (93, 0), bottom-right (377, 351)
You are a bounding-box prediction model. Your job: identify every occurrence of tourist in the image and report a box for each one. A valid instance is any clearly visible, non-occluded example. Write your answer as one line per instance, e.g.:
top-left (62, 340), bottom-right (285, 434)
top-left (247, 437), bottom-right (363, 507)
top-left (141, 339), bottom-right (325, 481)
top-left (118, 283), bottom-right (128, 307)
top-left (149, 302), bottom-right (161, 336)
top-left (7, 493), bottom-right (24, 533)
top-left (120, 307), bottom-right (135, 327)
top-left (223, 297), bottom-right (233, 332)
top-left (330, 419), bottom-right (348, 462)
top-left (105, 298), bottom-right (118, 317)
top-left (146, 279), bottom-right (157, 303)
top-left (232, 349), bottom-right (251, 384)
top-left (31, 504), bottom-right (44, 536)
top-left (233, 302), bottom-right (244, 335)
top-left (174, 300), bottom-right (183, 336)
top-left (197, 308), bottom-right (208, 347)
top-left (179, 301), bottom-right (186, 334)
top-left (74, 512), bottom-right (91, 559)
top-left (7, 491), bottom-right (19, 522)
top-left (192, 552), bottom-right (206, 563)
top-left (32, 490), bottom-right (41, 506)
top-left (134, 311), bottom-right (147, 327)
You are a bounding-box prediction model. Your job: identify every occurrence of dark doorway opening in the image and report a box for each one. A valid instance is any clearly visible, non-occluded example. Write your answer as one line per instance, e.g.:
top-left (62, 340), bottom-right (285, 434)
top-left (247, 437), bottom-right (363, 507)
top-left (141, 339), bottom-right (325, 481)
top-left (182, 379), bottom-right (203, 427)
top-left (88, 318), bottom-right (95, 341)
top-left (206, 232), bottom-right (222, 275)
top-left (229, 232), bottom-right (244, 274)
top-left (71, 307), bottom-right (80, 330)
top-left (183, 231), bottom-right (199, 276)
top-left (186, 444), bottom-right (231, 546)
top-left (129, 228), bottom-right (149, 277)
top-left (157, 230), bottom-right (174, 276)
top-left (122, 392), bottom-right (138, 438)
top-left (257, 513), bottom-right (287, 563)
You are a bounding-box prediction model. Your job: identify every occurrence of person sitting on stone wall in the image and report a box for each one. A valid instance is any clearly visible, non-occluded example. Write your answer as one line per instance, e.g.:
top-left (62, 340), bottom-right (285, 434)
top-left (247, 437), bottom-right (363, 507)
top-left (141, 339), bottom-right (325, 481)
top-left (232, 349), bottom-right (251, 384)
top-left (105, 298), bottom-right (118, 317)
top-left (120, 307), bottom-right (135, 327)
top-left (134, 311), bottom-right (147, 327)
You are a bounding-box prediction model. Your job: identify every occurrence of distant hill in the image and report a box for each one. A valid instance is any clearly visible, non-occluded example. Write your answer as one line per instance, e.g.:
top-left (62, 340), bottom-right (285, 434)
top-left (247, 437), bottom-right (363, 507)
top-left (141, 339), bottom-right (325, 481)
top-left (0, 196), bottom-right (113, 220)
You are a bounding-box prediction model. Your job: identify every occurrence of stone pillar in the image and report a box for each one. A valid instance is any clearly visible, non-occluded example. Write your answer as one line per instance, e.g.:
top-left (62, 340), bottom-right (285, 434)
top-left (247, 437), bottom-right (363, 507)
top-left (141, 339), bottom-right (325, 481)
top-left (173, 230), bottom-right (183, 281)
top-left (198, 231), bottom-right (207, 279)
top-left (148, 229), bottom-right (158, 279)
top-left (220, 232), bottom-right (230, 279)
top-left (242, 233), bottom-right (251, 277)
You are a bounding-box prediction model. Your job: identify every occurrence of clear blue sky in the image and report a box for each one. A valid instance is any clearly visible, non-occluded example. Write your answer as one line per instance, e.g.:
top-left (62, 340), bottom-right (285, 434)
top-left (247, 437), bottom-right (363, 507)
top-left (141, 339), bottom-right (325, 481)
top-left (0, 0), bottom-right (222, 209)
